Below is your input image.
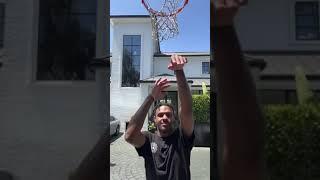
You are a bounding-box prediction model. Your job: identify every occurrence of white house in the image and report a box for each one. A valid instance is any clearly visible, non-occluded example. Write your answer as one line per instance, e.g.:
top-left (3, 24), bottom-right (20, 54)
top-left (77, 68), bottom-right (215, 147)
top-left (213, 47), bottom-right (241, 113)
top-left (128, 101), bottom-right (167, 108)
top-left (235, 0), bottom-right (320, 104)
top-left (0, 0), bottom-right (109, 179)
top-left (110, 15), bottom-right (210, 131)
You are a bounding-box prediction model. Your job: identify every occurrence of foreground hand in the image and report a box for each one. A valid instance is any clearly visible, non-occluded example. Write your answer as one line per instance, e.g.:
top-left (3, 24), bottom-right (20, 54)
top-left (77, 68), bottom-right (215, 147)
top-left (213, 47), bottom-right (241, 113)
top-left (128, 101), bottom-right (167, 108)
top-left (168, 54), bottom-right (187, 71)
top-left (211, 0), bottom-right (248, 27)
top-left (150, 78), bottom-right (170, 101)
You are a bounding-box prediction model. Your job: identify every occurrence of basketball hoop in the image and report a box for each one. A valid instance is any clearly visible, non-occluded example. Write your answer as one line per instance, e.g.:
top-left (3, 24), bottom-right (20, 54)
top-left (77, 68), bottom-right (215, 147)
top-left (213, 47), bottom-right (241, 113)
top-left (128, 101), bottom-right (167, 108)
top-left (141, 0), bottom-right (189, 42)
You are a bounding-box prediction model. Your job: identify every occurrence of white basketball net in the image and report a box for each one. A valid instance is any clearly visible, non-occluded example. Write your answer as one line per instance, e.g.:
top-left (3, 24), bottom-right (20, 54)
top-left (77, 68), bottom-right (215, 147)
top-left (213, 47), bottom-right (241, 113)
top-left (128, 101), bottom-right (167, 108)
top-left (150, 14), bottom-right (178, 42)
top-left (142, 0), bottom-right (188, 42)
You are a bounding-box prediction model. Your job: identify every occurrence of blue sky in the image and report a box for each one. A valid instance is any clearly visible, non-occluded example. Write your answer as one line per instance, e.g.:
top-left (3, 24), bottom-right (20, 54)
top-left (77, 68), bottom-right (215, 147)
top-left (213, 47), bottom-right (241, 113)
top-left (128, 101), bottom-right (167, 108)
top-left (110, 0), bottom-right (210, 53)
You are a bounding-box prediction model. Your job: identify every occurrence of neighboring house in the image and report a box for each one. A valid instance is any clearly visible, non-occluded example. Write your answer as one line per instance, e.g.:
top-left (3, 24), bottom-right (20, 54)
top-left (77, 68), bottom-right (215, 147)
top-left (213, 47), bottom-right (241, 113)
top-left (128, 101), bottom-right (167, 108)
top-left (110, 15), bottom-right (210, 130)
top-left (235, 0), bottom-right (320, 105)
top-left (0, 0), bottom-right (109, 179)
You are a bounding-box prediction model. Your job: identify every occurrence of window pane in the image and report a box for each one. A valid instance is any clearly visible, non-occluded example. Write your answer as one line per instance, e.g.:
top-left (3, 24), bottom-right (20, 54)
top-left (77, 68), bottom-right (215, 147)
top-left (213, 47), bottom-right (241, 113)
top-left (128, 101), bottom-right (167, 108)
top-left (296, 27), bottom-right (320, 40)
top-left (132, 46), bottom-right (141, 56)
top-left (122, 35), bottom-right (141, 87)
top-left (296, 2), bottom-right (318, 15)
top-left (296, 15), bottom-right (318, 27)
top-left (0, 3), bottom-right (4, 17)
top-left (70, 0), bottom-right (96, 13)
top-left (37, 0), bottom-right (96, 80)
top-left (132, 35), bottom-right (141, 45)
top-left (132, 56), bottom-right (140, 66)
top-left (258, 90), bottom-right (286, 105)
top-left (70, 15), bottom-right (96, 34)
top-left (123, 35), bottom-right (131, 45)
top-left (0, 3), bottom-right (4, 48)
top-left (295, 1), bottom-right (319, 41)
top-left (123, 45), bottom-right (132, 55)
top-left (133, 65), bottom-right (140, 72)
top-left (202, 62), bottom-right (209, 74)
top-left (288, 91), bottom-right (298, 104)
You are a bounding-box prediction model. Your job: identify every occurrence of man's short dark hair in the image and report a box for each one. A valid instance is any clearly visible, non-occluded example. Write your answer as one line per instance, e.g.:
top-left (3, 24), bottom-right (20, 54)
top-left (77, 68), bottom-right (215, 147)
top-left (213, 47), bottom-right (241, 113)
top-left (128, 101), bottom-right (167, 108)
top-left (150, 102), bottom-right (177, 122)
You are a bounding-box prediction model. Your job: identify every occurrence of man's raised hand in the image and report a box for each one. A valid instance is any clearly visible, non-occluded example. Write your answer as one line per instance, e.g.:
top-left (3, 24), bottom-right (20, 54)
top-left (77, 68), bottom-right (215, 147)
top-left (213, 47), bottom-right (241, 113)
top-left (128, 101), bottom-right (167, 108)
top-left (150, 78), bottom-right (170, 101)
top-left (211, 0), bottom-right (248, 27)
top-left (168, 54), bottom-right (188, 71)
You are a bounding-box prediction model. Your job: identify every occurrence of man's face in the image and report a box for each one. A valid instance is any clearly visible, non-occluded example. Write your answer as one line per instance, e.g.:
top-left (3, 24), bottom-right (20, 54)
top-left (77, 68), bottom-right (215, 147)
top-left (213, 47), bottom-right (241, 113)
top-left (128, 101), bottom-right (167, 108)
top-left (154, 105), bottom-right (174, 133)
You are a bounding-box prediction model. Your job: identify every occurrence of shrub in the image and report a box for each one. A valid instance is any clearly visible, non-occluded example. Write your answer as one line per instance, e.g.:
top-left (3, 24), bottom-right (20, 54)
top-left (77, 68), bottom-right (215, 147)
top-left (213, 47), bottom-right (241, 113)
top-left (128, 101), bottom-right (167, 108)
top-left (192, 94), bottom-right (210, 123)
top-left (264, 104), bottom-right (320, 180)
top-left (295, 66), bottom-right (316, 105)
top-left (148, 121), bottom-right (156, 133)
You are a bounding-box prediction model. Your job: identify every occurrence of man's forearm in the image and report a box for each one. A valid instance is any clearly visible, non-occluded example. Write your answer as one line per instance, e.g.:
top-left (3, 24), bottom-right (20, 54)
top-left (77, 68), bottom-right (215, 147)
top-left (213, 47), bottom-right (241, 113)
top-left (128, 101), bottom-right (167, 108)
top-left (176, 70), bottom-right (193, 114)
top-left (126, 95), bottom-right (154, 137)
top-left (213, 26), bottom-right (263, 177)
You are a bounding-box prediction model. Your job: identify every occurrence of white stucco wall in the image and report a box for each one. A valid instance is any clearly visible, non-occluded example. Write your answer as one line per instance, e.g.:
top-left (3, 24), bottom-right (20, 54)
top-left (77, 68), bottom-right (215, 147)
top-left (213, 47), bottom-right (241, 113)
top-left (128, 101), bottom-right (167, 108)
top-left (235, 0), bottom-right (320, 51)
top-left (153, 55), bottom-right (210, 78)
top-left (110, 17), bottom-right (154, 128)
top-left (0, 0), bottom-right (108, 179)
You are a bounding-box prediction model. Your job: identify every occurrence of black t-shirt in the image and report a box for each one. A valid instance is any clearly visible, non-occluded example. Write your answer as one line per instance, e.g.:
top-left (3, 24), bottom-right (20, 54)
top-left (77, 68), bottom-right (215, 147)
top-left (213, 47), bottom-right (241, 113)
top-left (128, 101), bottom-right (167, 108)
top-left (135, 128), bottom-right (195, 180)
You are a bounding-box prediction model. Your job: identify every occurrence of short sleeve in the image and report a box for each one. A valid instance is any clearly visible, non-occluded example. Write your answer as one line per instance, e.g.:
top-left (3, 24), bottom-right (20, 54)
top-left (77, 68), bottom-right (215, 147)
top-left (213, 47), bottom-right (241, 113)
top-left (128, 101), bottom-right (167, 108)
top-left (179, 128), bottom-right (195, 150)
top-left (135, 132), bottom-right (152, 157)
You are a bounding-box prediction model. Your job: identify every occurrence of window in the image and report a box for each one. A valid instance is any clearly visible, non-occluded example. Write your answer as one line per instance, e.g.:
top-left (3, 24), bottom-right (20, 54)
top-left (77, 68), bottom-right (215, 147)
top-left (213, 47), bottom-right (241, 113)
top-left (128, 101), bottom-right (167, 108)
top-left (258, 90), bottom-right (298, 105)
top-left (37, 0), bottom-right (96, 80)
top-left (295, 1), bottom-right (320, 40)
top-left (121, 35), bottom-right (141, 87)
top-left (0, 3), bottom-right (5, 48)
top-left (202, 62), bottom-right (210, 74)
top-left (192, 90), bottom-right (203, 95)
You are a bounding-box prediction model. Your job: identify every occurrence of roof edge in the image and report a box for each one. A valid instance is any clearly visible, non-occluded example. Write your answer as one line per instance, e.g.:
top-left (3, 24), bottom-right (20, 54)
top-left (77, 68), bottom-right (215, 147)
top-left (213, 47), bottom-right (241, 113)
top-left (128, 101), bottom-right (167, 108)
top-left (110, 15), bottom-right (150, 18)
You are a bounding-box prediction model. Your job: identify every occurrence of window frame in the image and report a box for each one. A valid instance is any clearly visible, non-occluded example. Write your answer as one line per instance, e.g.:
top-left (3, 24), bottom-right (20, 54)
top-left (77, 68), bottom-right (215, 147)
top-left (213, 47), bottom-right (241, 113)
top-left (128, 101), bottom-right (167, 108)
top-left (202, 61), bottom-right (210, 75)
top-left (0, 3), bottom-right (5, 49)
top-left (35, 0), bottom-right (97, 82)
top-left (121, 35), bottom-right (142, 87)
top-left (295, 1), bottom-right (320, 41)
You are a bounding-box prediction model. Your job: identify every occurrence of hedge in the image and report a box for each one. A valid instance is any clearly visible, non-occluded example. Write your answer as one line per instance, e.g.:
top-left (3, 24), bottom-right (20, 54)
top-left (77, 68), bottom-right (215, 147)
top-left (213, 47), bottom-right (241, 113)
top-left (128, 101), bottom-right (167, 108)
top-left (264, 104), bottom-right (320, 180)
top-left (192, 94), bottom-right (210, 123)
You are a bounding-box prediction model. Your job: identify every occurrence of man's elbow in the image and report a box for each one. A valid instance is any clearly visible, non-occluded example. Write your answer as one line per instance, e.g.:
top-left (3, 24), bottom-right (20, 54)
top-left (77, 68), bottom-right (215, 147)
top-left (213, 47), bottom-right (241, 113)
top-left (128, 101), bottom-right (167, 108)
top-left (124, 133), bottom-right (133, 143)
top-left (124, 129), bottom-right (138, 143)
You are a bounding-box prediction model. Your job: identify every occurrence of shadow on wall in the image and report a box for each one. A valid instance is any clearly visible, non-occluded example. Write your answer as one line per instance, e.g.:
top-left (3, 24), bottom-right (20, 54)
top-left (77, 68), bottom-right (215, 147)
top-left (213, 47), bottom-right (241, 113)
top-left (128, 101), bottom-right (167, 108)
top-left (0, 170), bottom-right (13, 180)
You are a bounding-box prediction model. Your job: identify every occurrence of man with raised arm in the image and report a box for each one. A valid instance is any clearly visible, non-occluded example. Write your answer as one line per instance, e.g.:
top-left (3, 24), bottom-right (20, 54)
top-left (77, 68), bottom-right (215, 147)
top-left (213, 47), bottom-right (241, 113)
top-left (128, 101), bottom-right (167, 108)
top-left (69, 1), bottom-right (264, 179)
top-left (125, 54), bottom-right (195, 180)
top-left (212, 0), bottom-right (264, 180)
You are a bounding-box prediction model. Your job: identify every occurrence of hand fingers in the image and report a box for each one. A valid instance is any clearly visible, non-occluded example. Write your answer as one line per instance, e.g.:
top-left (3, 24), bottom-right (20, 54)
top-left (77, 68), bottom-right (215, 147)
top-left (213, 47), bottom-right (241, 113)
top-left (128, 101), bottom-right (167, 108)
top-left (159, 80), bottom-right (169, 87)
top-left (160, 84), bottom-right (170, 90)
top-left (156, 78), bottom-right (167, 87)
top-left (171, 54), bottom-right (187, 65)
top-left (179, 56), bottom-right (187, 64)
top-left (225, 0), bottom-right (239, 8)
top-left (155, 78), bottom-right (162, 85)
top-left (184, 57), bottom-right (188, 63)
top-left (158, 78), bottom-right (168, 86)
top-left (214, 0), bottom-right (245, 8)
top-left (213, 0), bottom-right (224, 9)
top-left (238, 0), bottom-right (248, 5)
top-left (171, 55), bottom-right (177, 65)
top-left (180, 56), bottom-right (185, 65)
